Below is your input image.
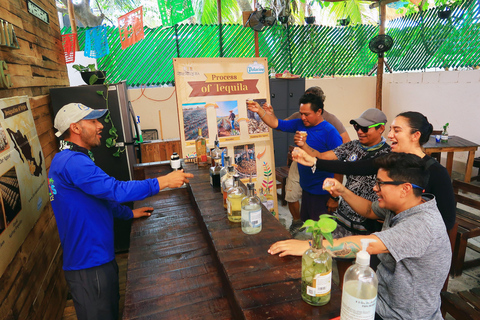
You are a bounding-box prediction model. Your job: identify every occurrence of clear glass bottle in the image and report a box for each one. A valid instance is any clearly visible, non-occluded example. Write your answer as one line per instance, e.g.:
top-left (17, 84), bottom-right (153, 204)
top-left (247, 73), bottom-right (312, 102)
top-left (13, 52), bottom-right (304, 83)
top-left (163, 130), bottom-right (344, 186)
top-left (241, 183), bottom-right (262, 234)
top-left (211, 136), bottom-right (222, 166)
top-left (220, 156), bottom-right (230, 187)
top-left (441, 124), bottom-right (449, 143)
top-left (195, 128), bottom-right (208, 167)
top-left (258, 187), bottom-right (268, 205)
top-left (264, 186), bottom-right (276, 218)
top-left (209, 137), bottom-right (222, 187)
top-left (227, 174), bottom-right (244, 223)
top-left (222, 165), bottom-right (235, 209)
top-left (340, 239), bottom-right (378, 320)
top-left (301, 230), bottom-right (332, 306)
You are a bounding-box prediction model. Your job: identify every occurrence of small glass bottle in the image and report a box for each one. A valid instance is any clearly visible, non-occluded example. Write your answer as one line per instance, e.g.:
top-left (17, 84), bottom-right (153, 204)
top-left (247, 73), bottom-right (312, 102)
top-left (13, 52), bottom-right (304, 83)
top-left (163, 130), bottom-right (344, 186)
top-left (220, 156), bottom-right (230, 187)
top-left (195, 128), bottom-right (208, 167)
top-left (209, 137), bottom-right (222, 187)
top-left (211, 136), bottom-right (222, 166)
top-left (227, 174), bottom-right (244, 223)
top-left (241, 183), bottom-right (262, 234)
top-left (222, 165), bottom-right (235, 209)
top-left (257, 187), bottom-right (267, 205)
top-left (441, 123), bottom-right (449, 143)
top-left (264, 186), bottom-right (276, 218)
top-left (301, 230), bottom-right (332, 306)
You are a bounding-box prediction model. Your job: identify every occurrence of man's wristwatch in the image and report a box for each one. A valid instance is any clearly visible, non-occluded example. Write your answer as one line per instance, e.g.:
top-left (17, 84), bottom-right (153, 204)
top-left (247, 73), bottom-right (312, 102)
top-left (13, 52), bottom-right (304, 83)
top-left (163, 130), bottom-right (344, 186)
top-left (330, 195), bottom-right (340, 201)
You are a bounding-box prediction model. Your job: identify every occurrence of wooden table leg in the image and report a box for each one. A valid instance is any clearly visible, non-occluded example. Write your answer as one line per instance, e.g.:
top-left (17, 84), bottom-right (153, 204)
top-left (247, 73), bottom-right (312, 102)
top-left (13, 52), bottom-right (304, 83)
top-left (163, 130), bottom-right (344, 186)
top-left (465, 151), bottom-right (475, 183)
top-left (446, 152), bottom-right (454, 177)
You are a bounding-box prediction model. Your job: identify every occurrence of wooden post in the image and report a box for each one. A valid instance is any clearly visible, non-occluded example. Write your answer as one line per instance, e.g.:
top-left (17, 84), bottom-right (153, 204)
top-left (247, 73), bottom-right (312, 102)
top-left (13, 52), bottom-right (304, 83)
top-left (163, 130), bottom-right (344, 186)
top-left (67, 0), bottom-right (79, 51)
top-left (376, 2), bottom-right (386, 110)
top-left (254, 0), bottom-right (259, 57)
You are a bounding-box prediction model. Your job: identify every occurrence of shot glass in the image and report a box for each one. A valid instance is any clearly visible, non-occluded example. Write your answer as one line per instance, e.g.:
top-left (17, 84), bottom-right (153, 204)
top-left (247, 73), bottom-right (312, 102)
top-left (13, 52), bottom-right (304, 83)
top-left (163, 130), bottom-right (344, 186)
top-left (323, 180), bottom-right (334, 191)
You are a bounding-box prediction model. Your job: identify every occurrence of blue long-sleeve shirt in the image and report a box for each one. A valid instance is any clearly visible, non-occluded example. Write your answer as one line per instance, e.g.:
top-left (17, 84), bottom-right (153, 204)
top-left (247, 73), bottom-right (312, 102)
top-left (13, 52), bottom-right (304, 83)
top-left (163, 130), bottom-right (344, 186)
top-left (49, 149), bottom-right (159, 270)
top-left (276, 119), bottom-right (342, 194)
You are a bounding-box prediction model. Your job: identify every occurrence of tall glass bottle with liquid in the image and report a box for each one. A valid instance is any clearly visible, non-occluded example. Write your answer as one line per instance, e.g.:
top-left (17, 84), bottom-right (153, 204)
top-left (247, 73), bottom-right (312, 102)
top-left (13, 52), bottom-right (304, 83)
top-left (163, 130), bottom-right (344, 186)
top-left (195, 128), bottom-right (208, 167)
top-left (209, 137), bottom-right (222, 187)
top-left (220, 156), bottom-right (230, 186)
top-left (241, 183), bottom-right (262, 234)
top-left (222, 165), bottom-right (235, 209)
top-left (226, 175), bottom-right (244, 222)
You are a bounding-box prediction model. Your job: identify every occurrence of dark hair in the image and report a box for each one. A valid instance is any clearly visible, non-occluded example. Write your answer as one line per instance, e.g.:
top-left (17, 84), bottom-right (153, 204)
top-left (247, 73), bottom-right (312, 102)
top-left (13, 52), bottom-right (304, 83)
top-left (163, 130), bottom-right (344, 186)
top-left (373, 153), bottom-right (429, 197)
top-left (305, 86), bottom-right (326, 103)
top-left (299, 93), bottom-right (324, 113)
top-left (396, 111), bottom-right (433, 146)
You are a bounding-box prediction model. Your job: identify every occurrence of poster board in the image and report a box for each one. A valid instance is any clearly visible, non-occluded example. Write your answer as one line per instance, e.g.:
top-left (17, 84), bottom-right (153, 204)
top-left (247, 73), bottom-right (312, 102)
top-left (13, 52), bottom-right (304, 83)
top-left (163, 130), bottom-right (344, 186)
top-left (173, 58), bottom-right (278, 217)
top-left (0, 96), bottom-right (49, 277)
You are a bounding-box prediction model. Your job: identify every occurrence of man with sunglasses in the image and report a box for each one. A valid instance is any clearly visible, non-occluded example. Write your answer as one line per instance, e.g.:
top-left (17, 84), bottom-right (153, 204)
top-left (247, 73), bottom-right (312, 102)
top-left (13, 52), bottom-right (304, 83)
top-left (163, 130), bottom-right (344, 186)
top-left (300, 108), bottom-right (391, 238)
top-left (269, 153), bottom-right (451, 320)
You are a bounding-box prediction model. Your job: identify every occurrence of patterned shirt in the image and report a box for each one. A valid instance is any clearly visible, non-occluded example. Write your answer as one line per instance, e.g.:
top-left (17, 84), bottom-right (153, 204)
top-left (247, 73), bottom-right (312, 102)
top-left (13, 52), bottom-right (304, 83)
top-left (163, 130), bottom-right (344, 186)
top-left (333, 140), bottom-right (391, 231)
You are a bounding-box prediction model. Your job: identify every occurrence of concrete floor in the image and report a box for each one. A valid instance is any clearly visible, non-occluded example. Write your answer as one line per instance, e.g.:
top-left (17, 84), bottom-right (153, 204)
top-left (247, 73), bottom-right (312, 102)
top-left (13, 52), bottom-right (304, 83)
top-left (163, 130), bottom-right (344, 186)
top-left (275, 170), bottom-right (480, 319)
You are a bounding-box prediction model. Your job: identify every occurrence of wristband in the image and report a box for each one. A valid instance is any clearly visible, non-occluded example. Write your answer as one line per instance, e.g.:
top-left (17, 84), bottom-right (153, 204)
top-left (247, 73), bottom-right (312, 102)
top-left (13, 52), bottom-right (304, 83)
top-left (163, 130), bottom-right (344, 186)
top-left (260, 109), bottom-right (267, 119)
top-left (330, 196), bottom-right (340, 201)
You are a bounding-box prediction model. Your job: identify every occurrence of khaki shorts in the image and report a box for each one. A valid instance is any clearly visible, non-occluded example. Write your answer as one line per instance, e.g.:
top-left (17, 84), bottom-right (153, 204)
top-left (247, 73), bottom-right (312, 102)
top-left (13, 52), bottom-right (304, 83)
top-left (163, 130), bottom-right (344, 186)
top-left (285, 161), bottom-right (302, 202)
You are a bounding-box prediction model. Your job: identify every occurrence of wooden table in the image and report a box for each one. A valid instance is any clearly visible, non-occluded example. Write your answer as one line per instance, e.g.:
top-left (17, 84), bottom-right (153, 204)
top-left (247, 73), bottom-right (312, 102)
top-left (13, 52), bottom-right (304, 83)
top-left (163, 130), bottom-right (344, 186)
top-left (424, 135), bottom-right (479, 183)
top-left (124, 163), bottom-right (341, 319)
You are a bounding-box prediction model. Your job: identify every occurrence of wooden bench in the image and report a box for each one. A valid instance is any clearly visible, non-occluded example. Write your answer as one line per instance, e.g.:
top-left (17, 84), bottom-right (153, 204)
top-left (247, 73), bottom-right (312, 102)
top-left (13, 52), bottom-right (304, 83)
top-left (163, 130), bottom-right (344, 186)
top-left (451, 180), bottom-right (480, 277)
top-left (441, 287), bottom-right (480, 319)
top-left (275, 145), bottom-right (294, 206)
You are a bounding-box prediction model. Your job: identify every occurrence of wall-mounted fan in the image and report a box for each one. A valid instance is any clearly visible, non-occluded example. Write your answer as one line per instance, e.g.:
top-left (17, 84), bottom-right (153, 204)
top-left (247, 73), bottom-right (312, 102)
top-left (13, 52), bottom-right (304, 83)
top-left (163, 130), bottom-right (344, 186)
top-left (369, 34), bottom-right (394, 58)
top-left (368, 34), bottom-right (394, 75)
top-left (244, 6), bottom-right (276, 32)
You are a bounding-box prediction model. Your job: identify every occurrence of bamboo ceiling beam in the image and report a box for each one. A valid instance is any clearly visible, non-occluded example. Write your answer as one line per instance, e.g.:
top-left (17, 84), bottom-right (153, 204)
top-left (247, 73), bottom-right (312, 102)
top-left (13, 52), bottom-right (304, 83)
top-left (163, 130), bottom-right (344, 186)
top-left (67, 0), bottom-right (79, 51)
top-left (375, 2), bottom-right (387, 110)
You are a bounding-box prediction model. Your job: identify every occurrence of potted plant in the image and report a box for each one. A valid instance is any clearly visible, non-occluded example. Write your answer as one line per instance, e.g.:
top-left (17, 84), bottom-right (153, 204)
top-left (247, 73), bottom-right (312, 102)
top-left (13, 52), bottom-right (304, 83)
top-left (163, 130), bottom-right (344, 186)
top-left (72, 64), bottom-right (107, 85)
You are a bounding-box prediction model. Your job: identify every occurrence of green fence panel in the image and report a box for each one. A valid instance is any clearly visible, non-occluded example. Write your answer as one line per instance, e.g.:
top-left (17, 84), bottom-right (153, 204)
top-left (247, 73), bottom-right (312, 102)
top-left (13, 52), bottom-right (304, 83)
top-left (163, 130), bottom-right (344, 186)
top-left (61, 0), bottom-right (479, 86)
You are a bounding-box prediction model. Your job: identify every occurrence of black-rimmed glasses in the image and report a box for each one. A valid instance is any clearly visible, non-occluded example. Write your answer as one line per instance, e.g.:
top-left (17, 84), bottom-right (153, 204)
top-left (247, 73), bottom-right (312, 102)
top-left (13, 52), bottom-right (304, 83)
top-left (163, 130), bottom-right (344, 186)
top-left (375, 179), bottom-right (424, 191)
top-left (353, 123), bottom-right (385, 133)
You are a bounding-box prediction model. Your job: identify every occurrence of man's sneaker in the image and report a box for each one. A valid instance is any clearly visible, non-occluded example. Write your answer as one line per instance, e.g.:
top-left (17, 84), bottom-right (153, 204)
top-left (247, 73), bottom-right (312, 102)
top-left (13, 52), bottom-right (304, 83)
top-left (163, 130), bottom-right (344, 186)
top-left (289, 219), bottom-right (304, 236)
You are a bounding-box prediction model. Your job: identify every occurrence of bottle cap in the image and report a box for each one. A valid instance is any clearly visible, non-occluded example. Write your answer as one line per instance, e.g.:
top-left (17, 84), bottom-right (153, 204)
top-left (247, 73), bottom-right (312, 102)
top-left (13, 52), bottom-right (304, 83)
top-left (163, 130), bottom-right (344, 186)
top-left (247, 182), bottom-right (255, 190)
top-left (233, 174), bottom-right (240, 181)
top-left (357, 239), bottom-right (376, 266)
top-left (228, 165), bottom-right (234, 172)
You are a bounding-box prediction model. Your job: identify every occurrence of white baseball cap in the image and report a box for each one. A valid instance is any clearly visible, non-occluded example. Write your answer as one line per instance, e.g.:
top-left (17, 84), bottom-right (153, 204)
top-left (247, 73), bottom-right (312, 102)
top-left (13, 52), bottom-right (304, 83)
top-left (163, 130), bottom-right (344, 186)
top-left (54, 103), bottom-right (108, 137)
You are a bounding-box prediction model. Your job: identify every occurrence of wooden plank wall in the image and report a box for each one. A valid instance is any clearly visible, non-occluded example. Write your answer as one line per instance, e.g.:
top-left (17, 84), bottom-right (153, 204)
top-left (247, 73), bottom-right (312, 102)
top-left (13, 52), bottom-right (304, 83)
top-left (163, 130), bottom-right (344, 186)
top-left (0, 0), bottom-right (69, 319)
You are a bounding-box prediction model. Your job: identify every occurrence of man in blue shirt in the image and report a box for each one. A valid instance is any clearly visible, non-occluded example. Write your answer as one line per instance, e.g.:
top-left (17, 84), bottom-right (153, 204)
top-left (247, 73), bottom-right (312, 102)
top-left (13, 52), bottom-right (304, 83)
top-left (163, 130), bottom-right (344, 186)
top-left (247, 93), bottom-right (342, 221)
top-left (49, 103), bottom-right (193, 320)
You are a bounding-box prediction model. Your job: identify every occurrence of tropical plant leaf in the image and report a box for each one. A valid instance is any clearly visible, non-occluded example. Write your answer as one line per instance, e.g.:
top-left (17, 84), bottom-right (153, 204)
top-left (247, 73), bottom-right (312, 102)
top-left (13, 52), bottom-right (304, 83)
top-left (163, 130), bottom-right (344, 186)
top-left (89, 74), bottom-right (99, 85)
top-left (323, 231), bottom-right (334, 246)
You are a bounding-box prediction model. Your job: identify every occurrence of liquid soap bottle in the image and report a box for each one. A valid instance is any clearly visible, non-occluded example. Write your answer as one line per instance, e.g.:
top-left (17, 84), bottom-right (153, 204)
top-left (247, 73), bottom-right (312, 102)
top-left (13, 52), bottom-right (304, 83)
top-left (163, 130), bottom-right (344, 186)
top-left (340, 239), bottom-right (378, 320)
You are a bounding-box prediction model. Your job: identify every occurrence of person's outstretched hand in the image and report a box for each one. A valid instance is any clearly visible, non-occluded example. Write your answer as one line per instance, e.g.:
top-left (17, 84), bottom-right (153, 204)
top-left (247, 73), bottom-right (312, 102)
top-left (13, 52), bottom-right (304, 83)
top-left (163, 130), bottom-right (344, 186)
top-left (157, 169), bottom-right (194, 190)
top-left (268, 239), bottom-right (310, 257)
top-left (247, 100), bottom-right (262, 114)
top-left (262, 103), bottom-right (275, 116)
top-left (292, 147), bottom-right (316, 167)
top-left (133, 207), bottom-right (153, 218)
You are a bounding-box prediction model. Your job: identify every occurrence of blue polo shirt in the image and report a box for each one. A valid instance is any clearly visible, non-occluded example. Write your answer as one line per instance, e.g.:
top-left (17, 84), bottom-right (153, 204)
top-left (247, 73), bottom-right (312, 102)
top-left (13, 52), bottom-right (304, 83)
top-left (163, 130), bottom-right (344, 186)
top-left (276, 119), bottom-right (342, 194)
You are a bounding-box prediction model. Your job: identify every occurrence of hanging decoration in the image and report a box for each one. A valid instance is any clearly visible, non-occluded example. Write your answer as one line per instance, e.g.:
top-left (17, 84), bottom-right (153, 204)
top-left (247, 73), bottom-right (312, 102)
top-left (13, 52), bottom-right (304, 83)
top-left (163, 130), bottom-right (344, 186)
top-left (84, 25), bottom-right (109, 59)
top-left (118, 6), bottom-right (145, 50)
top-left (62, 33), bottom-right (76, 63)
top-left (157, 0), bottom-right (194, 26)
